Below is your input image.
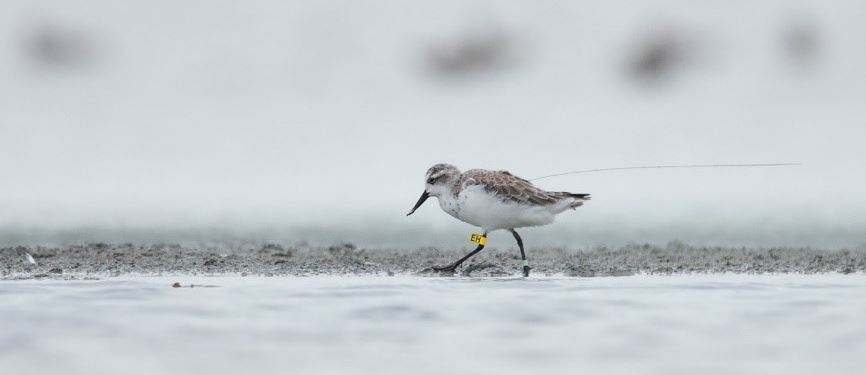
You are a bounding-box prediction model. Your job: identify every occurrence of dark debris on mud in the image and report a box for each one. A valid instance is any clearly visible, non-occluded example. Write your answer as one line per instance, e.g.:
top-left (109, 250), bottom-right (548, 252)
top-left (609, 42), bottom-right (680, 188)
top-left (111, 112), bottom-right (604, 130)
top-left (2, 241), bottom-right (865, 280)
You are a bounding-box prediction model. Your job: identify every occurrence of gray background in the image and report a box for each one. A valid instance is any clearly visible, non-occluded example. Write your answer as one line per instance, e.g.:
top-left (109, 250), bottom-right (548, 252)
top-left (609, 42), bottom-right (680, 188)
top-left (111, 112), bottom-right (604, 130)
top-left (1, 0), bottom-right (864, 248)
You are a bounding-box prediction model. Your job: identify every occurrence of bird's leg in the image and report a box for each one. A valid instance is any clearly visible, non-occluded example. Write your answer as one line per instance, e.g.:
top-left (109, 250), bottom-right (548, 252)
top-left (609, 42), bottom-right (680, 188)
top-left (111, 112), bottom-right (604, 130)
top-left (511, 229), bottom-right (530, 277)
top-left (432, 232), bottom-right (487, 273)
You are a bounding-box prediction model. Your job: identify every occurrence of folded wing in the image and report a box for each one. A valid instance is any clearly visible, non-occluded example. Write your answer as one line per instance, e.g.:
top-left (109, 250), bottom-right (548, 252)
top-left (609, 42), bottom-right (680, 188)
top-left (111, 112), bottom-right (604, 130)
top-left (459, 169), bottom-right (590, 206)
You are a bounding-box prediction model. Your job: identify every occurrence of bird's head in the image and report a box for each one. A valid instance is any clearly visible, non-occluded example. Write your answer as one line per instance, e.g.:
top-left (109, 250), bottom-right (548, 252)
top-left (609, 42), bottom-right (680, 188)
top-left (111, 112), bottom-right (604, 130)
top-left (406, 163), bottom-right (460, 216)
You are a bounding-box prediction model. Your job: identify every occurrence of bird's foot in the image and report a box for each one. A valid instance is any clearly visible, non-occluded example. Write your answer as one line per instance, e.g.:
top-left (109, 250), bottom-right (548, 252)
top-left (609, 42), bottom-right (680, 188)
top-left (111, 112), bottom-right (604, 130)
top-left (523, 265), bottom-right (531, 277)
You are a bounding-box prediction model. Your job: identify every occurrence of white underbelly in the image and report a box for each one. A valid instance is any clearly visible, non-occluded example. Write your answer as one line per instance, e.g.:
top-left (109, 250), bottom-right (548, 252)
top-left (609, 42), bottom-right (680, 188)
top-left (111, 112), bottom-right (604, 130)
top-left (445, 185), bottom-right (569, 231)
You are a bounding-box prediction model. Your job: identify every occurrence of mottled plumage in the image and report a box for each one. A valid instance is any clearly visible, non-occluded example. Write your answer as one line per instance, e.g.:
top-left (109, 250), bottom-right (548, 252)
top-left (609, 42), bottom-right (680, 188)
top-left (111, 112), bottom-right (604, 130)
top-left (406, 163), bottom-right (590, 276)
top-left (456, 169), bottom-right (589, 208)
top-left (413, 163), bottom-right (590, 232)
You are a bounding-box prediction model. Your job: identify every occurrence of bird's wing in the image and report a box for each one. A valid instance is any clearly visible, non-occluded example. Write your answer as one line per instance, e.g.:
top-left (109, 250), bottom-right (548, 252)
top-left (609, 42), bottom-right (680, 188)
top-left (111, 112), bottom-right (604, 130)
top-left (458, 169), bottom-right (561, 205)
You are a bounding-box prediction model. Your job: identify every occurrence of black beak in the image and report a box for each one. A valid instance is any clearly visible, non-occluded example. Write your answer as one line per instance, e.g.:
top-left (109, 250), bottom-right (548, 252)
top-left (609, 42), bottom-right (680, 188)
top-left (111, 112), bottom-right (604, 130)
top-left (406, 191), bottom-right (430, 216)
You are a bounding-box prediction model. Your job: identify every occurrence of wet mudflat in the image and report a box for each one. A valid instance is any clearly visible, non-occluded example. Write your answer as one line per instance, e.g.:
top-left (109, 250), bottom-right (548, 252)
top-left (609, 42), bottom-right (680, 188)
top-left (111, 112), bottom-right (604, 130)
top-left (1, 274), bottom-right (865, 375)
top-left (3, 243), bottom-right (865, 279)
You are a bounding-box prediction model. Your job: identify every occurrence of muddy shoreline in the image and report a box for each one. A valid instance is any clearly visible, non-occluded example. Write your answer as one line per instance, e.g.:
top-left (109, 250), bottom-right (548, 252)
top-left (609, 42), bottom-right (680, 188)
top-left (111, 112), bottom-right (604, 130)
top-left (2, 242), bottom-right (865, 280)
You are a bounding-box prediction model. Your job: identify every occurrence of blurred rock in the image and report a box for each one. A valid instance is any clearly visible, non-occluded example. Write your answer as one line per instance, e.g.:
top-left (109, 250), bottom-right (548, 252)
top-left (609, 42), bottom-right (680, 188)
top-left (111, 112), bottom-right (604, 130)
top-left (782, 19), bottom-right (820, 67)
top-left (21, 22), bottom-right (98, 69)
top-left (626, 27), bottom-right (691, 86)
top-left (424, 23), bottom-right (516, 80)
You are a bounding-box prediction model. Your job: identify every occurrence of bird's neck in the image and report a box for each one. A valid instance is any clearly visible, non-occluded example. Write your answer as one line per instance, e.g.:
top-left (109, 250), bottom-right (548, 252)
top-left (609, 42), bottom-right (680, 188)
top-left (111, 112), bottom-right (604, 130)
top-left (436, 192), bottom-right (460, 216)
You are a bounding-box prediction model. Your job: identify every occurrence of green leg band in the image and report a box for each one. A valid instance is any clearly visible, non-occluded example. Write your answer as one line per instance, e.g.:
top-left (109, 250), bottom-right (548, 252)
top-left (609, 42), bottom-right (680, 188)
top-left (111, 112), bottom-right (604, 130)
top-left (522, 260), bottom-right (529, 267)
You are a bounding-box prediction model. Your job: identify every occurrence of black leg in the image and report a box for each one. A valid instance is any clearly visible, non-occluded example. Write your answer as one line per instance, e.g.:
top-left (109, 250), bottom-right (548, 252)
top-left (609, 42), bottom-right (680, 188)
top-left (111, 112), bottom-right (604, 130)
top-left (432, 232), bottom-right (487, 273)
top-left (511, 229), bottom-right (530, 277)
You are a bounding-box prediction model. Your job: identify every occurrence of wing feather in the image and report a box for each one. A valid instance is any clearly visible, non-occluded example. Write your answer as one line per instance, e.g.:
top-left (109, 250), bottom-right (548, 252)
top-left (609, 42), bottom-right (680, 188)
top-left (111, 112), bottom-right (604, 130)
top-left (458, 169), bottom-right (576, 205)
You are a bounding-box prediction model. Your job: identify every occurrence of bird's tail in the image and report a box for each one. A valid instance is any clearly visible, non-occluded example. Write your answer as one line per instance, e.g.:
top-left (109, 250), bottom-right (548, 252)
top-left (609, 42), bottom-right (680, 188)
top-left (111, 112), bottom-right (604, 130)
top-left (554, 192), bottom-right (591, 208)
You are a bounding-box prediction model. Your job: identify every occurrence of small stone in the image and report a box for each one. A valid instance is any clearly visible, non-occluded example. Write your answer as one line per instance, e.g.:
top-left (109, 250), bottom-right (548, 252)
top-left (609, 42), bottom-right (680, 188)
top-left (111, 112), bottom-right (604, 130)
top-left (172, 282), bottom-right (181, 288)
top-left (48, 267), bottom-right (63, 274)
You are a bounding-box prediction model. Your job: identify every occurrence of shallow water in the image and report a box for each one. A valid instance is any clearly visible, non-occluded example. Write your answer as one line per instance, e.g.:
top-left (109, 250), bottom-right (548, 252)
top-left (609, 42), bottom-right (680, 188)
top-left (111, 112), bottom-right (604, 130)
top-left (2, 275), bottom-right (865, 375)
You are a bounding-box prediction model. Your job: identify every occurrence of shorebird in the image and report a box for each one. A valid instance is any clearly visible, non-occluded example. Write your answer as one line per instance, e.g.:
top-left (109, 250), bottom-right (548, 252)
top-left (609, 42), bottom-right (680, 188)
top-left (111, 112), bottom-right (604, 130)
top-left (406, 163), bottom-right (590, 277)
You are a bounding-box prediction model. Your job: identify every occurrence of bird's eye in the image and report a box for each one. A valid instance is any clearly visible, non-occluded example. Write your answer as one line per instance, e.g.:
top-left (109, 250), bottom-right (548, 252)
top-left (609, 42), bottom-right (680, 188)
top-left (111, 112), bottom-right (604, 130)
top-left (427, 176), bottom-right (438, 184)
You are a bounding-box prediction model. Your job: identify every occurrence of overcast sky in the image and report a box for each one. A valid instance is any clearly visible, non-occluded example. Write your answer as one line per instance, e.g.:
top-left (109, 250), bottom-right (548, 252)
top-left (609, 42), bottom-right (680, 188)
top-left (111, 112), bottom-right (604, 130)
top-left (1, 0), bottom-right (865, 247)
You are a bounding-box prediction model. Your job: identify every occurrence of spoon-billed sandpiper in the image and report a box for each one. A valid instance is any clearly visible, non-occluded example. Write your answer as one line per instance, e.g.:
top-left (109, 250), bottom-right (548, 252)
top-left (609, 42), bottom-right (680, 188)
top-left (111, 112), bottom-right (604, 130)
top-left (407, 163), bottom-right (590, 277)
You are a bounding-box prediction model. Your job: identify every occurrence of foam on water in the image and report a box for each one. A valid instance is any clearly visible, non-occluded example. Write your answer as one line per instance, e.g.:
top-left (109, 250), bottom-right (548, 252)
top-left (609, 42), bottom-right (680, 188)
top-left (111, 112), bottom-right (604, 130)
top-left (2, 275), bottom-right (865, 375)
